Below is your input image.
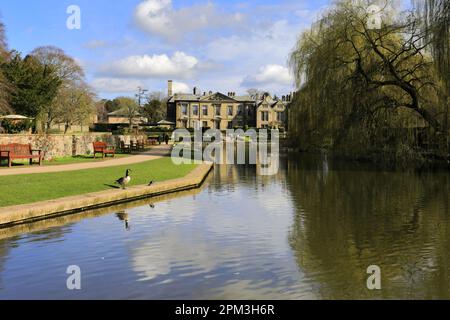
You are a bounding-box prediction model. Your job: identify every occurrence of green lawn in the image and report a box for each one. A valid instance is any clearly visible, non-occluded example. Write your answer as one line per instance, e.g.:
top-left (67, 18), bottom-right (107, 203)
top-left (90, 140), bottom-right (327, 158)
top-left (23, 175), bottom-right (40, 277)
top-left (0, 157), bottom-right (197, 207)
top-left (43, 154), bottom-right (130, 165)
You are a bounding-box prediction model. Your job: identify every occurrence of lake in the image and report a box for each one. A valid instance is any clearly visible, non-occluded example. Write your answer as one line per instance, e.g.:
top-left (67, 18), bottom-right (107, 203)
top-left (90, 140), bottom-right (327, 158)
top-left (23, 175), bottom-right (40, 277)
top-left (0, 151), bottom-right (449, 299)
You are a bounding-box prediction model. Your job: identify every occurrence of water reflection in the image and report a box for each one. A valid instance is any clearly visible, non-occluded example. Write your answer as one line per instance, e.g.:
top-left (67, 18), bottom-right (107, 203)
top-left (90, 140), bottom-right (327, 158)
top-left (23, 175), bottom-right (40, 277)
top-left (286, 154), bottom-right (450, 299)
top-left (0, 151), bottom-right (449, 299)
top-left (116, 212), bottom-right (130, 231)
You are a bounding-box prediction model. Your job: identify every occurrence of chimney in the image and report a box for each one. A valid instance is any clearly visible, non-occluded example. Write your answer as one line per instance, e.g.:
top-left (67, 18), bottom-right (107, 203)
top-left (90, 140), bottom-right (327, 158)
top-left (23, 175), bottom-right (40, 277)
top-left (193, 87), bottom-right (198, 95)
top-left (168, 80), bottom-right (173, 97)
top-left (282, 95), bottom-right (285, 101)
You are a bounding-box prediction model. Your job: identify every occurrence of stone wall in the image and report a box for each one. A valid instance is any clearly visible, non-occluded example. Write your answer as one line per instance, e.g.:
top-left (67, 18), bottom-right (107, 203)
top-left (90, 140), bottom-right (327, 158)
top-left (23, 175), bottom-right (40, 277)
top-left (0, 133), bottom-right (147, 160)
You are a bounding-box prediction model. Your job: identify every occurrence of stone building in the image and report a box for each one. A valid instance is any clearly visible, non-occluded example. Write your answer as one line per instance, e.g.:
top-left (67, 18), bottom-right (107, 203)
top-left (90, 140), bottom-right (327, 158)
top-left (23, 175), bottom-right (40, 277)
top-left (106, 109), bottom-right (147, 125)
top-left (166, 80), bottom-right (290, 130)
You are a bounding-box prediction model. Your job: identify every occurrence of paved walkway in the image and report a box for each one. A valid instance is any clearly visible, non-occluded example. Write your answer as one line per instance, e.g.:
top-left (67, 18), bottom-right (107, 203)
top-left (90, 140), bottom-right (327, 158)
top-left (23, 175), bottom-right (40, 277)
top-left (0, 145), bottom-right (173, 176)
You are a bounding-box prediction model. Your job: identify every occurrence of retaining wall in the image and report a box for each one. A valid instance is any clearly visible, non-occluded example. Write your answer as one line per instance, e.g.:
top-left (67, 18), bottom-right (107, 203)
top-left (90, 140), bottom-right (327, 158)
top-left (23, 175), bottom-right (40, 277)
top-left (0, 133), bottom-right (147, 160)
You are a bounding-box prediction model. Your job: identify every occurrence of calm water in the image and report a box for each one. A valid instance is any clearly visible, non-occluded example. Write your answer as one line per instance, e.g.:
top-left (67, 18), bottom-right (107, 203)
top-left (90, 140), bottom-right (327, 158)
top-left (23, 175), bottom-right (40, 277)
top-left (0, 152), bottom-right (450, 299)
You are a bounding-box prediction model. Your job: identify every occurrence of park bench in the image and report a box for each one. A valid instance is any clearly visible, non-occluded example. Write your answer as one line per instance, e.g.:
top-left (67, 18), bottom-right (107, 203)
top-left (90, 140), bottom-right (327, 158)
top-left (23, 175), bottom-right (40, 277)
top-left (130, 140), bottom-right (145, 152)
top-left (119, 140), bottom-right (131, 154)
top-left (0, 143), bottom-right (43, 167)
top-left (93, 141), bottom-right (115, 159)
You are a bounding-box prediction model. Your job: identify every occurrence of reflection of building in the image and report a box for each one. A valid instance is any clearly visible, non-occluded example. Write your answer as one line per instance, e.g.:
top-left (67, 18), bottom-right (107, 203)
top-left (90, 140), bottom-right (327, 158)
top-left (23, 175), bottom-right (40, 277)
top-left (166, 80), bottom-right (291, 130)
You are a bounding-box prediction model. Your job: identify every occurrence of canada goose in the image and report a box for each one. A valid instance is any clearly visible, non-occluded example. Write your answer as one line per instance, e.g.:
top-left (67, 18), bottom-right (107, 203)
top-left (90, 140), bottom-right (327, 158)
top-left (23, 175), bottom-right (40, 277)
top-left (116, 169), bottom-right (132, 189)
top-left (149, 203), bottom-right (155, 209)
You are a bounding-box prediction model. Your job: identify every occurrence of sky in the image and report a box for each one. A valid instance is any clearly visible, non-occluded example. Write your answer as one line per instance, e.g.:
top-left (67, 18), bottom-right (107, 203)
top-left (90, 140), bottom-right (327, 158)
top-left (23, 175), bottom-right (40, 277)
top-left (0, 0), bottom-right (345, 99)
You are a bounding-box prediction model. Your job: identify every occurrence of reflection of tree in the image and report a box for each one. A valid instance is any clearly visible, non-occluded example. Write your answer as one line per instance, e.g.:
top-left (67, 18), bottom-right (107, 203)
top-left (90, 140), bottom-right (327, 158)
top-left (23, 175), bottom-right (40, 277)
top-left (286, 153), bottom-right (450, 299)
top-left (0, 242), bottom-right (10, 288)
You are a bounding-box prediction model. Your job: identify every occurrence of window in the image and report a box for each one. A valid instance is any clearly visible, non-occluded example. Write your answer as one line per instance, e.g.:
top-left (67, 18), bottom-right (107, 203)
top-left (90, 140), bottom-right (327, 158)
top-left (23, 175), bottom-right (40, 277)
top-left (228, 121), bottom-right (233, 129)
top-left (181, 104), bottom-right (188, 115)
top-left (193, 105), bottom-right (199, 116)
top-left (227, 106), bottom-right (233, 116)
top-left (238, 105), bottom-right (243, 116)
top-left (215, 105), bottom-right (221, 116)
top-left (202, 121), bottom-right (208, 128)
top-left (261, 111), bottom-right (269, 122)
top-left (202, 105), bottom-right (208, 116)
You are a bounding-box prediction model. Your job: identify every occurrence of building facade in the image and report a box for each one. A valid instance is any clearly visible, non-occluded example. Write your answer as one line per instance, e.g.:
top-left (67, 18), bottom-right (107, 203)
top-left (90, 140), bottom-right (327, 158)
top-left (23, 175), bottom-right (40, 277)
top-left (166, 81), bottom-right (290, 130)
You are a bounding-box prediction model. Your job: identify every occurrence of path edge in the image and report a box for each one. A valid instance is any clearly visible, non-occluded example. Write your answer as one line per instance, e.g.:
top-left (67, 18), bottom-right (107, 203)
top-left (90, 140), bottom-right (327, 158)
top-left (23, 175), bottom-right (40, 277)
top-left (0, 162), bottom-right (213, 228)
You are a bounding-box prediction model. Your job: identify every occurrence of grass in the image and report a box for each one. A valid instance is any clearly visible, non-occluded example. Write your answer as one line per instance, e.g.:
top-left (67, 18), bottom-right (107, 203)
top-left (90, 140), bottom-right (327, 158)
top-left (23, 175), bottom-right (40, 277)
top-left (43, 154), bottom-right (130, 165)
top-left (0, 154), bottom-right (131, 168)
top-left (0, 157), bottom-right (197, 208)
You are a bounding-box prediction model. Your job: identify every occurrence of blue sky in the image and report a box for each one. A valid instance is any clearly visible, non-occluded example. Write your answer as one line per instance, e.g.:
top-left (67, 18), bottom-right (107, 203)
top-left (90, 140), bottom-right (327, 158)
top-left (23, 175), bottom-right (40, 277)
top-left (0, 0), bottom-right (333, 99)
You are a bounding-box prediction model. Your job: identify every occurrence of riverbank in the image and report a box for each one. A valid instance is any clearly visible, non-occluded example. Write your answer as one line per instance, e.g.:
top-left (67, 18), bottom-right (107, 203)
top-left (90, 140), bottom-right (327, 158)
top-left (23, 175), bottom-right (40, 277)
top-left (0, 162), bottom-right (213, 227)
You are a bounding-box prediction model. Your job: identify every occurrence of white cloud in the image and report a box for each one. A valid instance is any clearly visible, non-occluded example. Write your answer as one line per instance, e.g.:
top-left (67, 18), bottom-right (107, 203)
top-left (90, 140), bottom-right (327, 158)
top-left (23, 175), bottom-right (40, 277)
top-left (134, 0), bottom-right (245, 41)
top-left (91, 78), bottom-right (145, 93)
top-left (99, 51), bottom-right (199, 79)
top-left (242, 64), bottom-right (293, 88)
top-left (206, 20), bottom-right (302, 63)
top-left (172, 81), bottom-right (190, 94)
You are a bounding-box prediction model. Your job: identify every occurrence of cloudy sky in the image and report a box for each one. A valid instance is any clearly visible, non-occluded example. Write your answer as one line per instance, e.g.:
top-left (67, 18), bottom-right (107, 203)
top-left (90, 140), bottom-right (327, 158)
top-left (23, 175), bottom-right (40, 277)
top-left (0, 0), bottom-right (332, 99)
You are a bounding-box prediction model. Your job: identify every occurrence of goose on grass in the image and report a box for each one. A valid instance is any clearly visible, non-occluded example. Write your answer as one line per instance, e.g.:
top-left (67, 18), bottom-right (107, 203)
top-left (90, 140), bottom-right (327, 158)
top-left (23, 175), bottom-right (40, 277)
top-left (115, 169), bottom-right (132, 189)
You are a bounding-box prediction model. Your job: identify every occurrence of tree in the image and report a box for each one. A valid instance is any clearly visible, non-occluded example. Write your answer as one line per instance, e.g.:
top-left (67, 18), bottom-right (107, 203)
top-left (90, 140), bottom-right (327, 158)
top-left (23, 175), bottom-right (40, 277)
top-left (54, 82), bottom-right (95, 133)
top-left (143, 92), bottom-right (167, 123)
top-left (95, 99), bottom-right (109, 122)
top-left (0, 19), bottom-right (11, 115)
top-left (30, 46), bottom-right (84, 83)
top-left (104, 99), bottom-right (121, 113)
top-left (289, 0), bottom-right (447, 162)
top-left (114, 97), bottom-right (140, 129)
top-left (246, 89), bottom-right (264, 99)
top-left (30, 46), bottom-right (85, 131)
top-left (2, 52), bottom-right (61, 122)
top-left (414, 0), bottom-right (450, 142)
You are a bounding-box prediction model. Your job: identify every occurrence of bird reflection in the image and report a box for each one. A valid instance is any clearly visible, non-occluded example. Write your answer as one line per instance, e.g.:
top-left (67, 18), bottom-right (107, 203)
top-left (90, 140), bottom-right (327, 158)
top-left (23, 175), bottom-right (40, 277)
top-left (116, 211), bottom-right (130, 230)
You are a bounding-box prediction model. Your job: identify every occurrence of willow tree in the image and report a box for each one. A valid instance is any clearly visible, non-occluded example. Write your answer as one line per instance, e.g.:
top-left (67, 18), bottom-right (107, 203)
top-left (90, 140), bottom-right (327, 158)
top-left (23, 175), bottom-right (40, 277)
top-left (414, 0), bottom-right (450, 144)
top-left (414, 0), bottom-right (450, 89)
top-left (289, 0), bottom-right (447, 162)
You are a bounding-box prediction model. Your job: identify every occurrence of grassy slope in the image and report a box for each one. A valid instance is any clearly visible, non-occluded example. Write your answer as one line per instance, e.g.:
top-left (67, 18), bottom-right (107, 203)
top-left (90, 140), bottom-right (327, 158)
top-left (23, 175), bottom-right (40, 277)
top-left (0, 157), bottom-right (197, 207)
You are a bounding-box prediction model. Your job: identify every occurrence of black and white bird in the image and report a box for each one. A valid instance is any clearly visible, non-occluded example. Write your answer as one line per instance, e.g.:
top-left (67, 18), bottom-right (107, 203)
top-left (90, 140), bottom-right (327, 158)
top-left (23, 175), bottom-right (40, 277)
top-left (148, 180), bottom-right (154, 186)
top-left (116, 169), bottom-right (132, 189)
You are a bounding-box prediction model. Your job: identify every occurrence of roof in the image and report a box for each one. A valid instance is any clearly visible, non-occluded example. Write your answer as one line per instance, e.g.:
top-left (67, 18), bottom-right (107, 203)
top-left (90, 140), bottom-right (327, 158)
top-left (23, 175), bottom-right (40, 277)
top-left (168, 91), bottom-right (292, 106)
top-left (107, 109), bottom-right (142, 117)
top-left (169, 92), bottom-right (256, 103)
top-left (234, 95), bottom-right (254, 102)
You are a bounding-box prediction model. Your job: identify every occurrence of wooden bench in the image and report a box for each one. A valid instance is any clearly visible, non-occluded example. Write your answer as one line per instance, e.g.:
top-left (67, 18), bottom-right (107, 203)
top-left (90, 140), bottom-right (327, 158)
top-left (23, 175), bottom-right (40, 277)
top-left (0, 143), bottom-right (43, 167)
top-left (93, 142), bottom-right (115, 159)
top-left (119, 140), bottom-right (131, 154)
